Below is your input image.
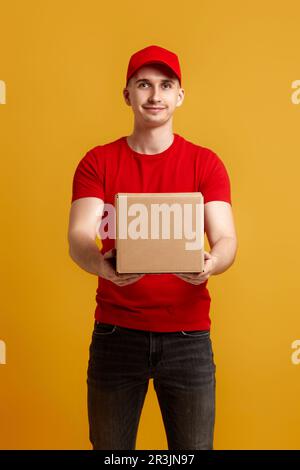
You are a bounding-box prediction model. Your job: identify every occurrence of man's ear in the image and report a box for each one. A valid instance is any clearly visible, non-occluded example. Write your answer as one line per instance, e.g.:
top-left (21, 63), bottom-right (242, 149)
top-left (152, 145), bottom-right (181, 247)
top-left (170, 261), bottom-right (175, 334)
top-left (176, 88), bottom-right (185, 107)
top-left (123, 88), bottom-right (131, 106)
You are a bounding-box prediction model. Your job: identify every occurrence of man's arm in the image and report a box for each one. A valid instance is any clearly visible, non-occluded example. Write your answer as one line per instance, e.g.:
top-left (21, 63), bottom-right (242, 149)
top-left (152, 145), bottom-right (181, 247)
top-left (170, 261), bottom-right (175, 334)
top-left (68, 197), bottom-right (105, 276)
top-left (174, 200), bottom-right (238, 285)
top-left (67, 197), bottom-right (144, 285)
top-left (204, 201), bottom-right (238, 275)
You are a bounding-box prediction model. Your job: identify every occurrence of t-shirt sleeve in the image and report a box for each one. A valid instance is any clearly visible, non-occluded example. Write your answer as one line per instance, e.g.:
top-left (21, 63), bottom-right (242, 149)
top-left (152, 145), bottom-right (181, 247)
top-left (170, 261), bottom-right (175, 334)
top-left (200, 150), bottom-right (232, 205)
top-left (71, 148), bottom-right (105, 203)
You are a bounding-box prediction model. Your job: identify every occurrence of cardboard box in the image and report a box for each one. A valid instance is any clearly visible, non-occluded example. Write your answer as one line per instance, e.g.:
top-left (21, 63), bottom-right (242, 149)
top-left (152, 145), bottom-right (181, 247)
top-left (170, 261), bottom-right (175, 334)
top-left (115, 193), bottom-right (204, 274)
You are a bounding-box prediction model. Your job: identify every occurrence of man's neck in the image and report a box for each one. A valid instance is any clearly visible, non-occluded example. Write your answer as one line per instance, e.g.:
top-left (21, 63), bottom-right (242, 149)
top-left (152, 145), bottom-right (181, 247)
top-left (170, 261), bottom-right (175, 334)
top-left (126, 127), bottom-right (175, 155)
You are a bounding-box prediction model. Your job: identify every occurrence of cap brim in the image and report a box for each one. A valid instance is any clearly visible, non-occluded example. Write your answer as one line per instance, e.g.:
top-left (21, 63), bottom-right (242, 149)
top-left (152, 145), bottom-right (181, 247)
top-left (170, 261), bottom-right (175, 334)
top-left (127, 60), bottom-right (181, 86)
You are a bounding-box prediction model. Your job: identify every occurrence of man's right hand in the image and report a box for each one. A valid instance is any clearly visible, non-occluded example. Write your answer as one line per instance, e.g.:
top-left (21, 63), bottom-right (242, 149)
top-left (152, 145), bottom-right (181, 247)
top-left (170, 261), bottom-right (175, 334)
top-left (100, 248), bottom-right (145, 286)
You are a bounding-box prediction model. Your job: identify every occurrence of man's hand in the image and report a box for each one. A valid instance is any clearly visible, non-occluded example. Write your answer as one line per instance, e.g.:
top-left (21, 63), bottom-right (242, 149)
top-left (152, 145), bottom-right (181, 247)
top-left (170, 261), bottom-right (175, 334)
top-left (100, 248), bottom-right (145, 286)
top-left (173, 251), bottom-right (218, 285)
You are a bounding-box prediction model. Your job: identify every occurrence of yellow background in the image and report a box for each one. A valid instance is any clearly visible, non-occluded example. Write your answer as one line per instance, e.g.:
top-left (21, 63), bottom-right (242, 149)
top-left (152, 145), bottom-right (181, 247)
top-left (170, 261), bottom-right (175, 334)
top-left (1, 0), bottom-right (300, 450)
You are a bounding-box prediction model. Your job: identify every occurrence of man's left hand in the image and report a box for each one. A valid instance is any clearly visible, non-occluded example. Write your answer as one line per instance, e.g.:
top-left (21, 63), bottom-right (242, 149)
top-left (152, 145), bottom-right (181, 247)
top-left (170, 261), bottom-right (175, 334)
top-left (173, 251), bottom-right (218, 285)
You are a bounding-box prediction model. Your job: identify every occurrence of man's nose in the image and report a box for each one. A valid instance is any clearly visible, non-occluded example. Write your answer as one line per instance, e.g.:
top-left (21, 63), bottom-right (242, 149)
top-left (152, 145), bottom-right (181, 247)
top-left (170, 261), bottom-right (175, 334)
top-left (148, 85), bottom-right (162, 102)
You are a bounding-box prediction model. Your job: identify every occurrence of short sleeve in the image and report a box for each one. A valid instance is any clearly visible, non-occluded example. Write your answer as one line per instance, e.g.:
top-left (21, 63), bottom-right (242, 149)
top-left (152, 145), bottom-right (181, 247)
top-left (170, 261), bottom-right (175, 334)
top-left (200, 151), bottom-right (232, 205)
top-left (71, 148), bottom-right (105, 203)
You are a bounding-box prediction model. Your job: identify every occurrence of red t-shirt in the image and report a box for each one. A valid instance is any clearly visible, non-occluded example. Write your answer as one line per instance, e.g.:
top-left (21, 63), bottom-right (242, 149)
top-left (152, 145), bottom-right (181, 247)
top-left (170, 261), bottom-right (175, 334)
top-left (71, 133), bottom-right (231, 332)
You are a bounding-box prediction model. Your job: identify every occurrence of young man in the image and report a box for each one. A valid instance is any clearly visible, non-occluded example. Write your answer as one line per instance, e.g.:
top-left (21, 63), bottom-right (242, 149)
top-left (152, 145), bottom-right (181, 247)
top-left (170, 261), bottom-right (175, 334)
top-left (68, 45), bottom-right (238, 450)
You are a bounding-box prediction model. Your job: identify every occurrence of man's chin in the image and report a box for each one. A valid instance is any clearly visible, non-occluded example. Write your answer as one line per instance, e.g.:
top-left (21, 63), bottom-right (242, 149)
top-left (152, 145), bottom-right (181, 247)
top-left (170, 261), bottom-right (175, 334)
top-left (141, 111), bottom-right (170, 122)
top-left (142, 118), bottom-right (167, 127)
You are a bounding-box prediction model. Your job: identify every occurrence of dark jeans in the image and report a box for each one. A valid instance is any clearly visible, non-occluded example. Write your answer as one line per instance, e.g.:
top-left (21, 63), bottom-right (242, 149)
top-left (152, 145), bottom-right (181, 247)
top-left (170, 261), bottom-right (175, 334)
top-left (87, 320), bottom-right (216, 450)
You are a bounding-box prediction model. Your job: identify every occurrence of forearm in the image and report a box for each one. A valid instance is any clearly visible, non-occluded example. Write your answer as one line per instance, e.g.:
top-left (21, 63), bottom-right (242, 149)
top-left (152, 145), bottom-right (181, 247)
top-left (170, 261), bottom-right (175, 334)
top-left (210, 236), bottom-right (238, 275)
top-left (69, 232), bottom-right (104, 276)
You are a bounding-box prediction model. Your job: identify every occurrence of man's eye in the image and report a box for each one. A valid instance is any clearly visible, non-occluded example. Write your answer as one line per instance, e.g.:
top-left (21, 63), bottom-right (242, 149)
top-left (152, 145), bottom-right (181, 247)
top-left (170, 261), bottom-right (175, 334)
top-left (138, 83), bottom-right (172, 88)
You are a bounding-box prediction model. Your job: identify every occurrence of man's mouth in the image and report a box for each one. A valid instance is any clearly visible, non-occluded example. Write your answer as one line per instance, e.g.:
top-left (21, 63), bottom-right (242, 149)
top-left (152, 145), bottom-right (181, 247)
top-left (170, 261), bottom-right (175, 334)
top-left (143, 106), bottom-right (166, 113)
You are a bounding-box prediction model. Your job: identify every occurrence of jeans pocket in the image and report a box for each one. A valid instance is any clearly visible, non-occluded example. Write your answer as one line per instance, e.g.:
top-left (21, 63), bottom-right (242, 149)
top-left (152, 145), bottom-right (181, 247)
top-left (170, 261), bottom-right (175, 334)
top-left (180, 329), bottom-right (210, 338)
top-left (93, 321), bottom-right (118, 336)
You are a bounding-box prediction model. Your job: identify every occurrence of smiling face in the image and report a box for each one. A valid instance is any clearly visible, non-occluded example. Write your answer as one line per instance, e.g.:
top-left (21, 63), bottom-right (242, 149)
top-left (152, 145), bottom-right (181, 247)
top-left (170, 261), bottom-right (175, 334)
top-left (123, 63), bottom-right (184, 129)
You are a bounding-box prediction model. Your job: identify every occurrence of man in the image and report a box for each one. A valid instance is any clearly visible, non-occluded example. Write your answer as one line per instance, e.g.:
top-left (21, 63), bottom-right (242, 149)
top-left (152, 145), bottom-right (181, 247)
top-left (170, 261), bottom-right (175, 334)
top-left (68, 45), bottom-right (238, 450)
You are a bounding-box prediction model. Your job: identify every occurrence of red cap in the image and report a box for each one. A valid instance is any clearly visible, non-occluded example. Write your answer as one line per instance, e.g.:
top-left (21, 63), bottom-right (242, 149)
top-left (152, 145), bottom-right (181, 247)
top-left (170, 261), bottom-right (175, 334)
top-left (126, 45), bottom-right (182, 87)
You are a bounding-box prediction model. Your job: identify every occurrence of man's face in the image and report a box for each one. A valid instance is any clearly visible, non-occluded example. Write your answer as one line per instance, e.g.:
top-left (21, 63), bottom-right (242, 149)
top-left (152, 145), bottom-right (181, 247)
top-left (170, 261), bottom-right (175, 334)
top-left (123, 63), bottom-right (184, 128)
